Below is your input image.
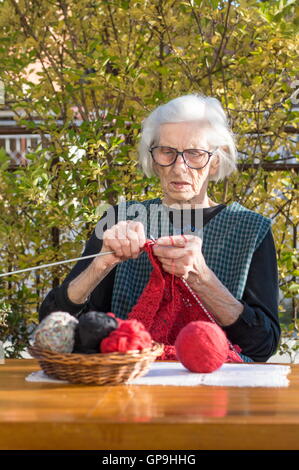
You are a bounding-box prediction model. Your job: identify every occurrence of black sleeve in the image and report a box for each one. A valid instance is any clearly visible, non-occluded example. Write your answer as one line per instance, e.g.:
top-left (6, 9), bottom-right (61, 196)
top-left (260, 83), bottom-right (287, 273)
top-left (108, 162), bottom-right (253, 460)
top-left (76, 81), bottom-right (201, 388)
top-left (38, 221), bottom-right (117, 323)
top-left (222, 228), bottom-right (281, 362)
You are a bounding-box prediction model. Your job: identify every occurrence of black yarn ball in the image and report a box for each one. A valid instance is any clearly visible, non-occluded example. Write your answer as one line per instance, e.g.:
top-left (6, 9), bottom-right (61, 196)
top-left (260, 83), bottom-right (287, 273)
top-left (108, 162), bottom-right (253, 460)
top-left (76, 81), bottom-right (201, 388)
top-left (73, 311), bottom-right (118, 354)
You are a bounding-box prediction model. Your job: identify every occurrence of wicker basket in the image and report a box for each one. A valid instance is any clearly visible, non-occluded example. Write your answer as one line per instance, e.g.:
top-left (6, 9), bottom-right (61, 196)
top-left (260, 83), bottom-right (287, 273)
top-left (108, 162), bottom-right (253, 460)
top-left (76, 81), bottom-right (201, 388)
top-left (28, 342), bottom-right (164, 385)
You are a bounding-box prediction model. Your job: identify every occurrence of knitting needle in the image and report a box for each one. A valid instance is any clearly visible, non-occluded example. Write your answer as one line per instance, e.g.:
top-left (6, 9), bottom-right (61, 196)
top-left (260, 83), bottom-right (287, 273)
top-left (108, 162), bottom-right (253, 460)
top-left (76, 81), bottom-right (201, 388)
top-left (0, 236), bottom-right (159, 279)
top-left (0, 251), bottom-right (115, 278)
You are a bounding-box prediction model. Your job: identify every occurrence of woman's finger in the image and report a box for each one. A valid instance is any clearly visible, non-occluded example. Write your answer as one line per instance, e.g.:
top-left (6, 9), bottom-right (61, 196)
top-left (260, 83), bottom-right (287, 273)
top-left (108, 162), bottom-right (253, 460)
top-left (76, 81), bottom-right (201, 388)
top-left (115, 221), bottom-right (144, 258)
top-left (157, 256), bottom-right (174, 266)
top-left (160, 263), bottom-right (185, 277)
top-left (155, 235), bottom-right (187, 247)
top-left (126, 227), bottom-right (141, 258)
top-left (104, 230), bottom-right (125, 258)
top-left (130, 221), bottom-right (146, 248)
top-left (153, 245), bottom-right (189, 259)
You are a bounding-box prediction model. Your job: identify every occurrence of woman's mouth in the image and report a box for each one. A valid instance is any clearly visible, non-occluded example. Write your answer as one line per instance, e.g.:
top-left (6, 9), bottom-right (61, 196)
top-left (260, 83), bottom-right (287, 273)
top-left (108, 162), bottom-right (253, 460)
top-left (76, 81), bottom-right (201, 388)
top-left (170, 181), bottom-right (191, 190)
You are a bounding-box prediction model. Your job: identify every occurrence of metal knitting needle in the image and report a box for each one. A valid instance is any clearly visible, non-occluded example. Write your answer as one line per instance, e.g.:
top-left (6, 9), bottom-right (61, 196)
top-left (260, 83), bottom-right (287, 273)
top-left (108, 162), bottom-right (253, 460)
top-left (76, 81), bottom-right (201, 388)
top-left (0, 251), bottom-right (115, 278)
top-left (0, 236), bottom-right (157, 278)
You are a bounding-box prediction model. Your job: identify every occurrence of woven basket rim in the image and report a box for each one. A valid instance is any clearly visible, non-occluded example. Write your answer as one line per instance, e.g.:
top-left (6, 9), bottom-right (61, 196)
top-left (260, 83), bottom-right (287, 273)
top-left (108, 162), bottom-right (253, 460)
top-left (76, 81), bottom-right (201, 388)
top-left (28, 341), bottom-right (164, 366)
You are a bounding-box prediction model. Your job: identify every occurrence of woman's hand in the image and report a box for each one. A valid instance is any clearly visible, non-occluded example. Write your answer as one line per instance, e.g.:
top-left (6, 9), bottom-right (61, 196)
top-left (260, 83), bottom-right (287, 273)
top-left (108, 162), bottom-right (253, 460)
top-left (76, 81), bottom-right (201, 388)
top-left (68, 221), bottom-right (147, 306)
top-left (93, 221), bottom-right (147, 271)
top-left (152, 234), bottom-right (211, 284)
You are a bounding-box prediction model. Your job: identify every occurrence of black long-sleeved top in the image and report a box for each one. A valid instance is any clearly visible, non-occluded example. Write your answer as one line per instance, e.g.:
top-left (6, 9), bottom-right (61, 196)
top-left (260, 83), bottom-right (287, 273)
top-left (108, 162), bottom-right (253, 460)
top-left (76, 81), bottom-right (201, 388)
top-left (39, 204), bottom-right (281, 362)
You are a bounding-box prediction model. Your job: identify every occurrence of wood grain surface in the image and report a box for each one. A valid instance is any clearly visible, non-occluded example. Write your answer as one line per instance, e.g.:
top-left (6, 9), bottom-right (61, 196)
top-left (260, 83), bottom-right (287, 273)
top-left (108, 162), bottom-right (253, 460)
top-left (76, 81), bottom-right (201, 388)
top-left (0, 359), bottom-right (298, 450)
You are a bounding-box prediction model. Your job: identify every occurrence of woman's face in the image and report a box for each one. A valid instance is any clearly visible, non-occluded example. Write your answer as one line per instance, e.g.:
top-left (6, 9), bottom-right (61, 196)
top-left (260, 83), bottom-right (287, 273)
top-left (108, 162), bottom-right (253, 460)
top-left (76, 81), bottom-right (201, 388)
top-left (153, 122), bottom-right (219, 208)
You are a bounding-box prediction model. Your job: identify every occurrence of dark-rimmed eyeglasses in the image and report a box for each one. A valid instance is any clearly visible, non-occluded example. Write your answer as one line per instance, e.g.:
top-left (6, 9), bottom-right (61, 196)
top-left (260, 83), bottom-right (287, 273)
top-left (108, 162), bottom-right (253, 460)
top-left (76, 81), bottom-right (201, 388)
top-left (149, 146), bottom-right (218, 170)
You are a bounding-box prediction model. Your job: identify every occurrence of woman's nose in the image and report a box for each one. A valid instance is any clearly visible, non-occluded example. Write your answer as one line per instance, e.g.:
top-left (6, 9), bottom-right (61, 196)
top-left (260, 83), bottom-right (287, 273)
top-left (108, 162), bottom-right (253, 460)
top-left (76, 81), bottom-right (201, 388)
top-left (173, 153), bottom-right (188, 170)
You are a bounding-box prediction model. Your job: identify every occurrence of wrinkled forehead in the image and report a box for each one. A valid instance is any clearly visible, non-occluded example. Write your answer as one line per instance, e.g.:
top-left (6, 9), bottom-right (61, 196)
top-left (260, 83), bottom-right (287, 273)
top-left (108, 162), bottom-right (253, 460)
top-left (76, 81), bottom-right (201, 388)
top-left (156, 121), bottom-right (211, 149)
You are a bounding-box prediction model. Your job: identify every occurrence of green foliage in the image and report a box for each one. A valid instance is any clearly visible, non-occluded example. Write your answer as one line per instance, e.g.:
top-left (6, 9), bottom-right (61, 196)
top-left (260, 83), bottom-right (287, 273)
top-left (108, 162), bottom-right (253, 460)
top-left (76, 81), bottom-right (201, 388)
top-left (278, 322), bottom-right (299, 363)
top-left (0, 0), bottom-right (297, 357)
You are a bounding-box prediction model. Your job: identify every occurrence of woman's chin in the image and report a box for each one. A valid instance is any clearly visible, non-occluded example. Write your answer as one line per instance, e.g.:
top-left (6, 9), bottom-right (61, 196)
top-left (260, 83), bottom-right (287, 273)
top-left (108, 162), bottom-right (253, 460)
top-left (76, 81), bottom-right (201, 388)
top-left (165, 189), bottom-right (196, 204)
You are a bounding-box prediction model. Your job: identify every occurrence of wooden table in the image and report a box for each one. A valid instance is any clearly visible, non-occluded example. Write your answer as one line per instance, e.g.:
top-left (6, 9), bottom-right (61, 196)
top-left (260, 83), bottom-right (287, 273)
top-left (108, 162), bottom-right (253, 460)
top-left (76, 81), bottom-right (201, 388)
top-left (0, 359), bottom-right (298, 450)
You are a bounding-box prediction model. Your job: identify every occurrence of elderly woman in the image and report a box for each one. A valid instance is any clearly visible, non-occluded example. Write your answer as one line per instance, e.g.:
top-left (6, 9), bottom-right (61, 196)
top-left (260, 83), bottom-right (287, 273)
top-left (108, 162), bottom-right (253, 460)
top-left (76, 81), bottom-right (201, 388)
top-left (39, 94), bottom-right (280, 362)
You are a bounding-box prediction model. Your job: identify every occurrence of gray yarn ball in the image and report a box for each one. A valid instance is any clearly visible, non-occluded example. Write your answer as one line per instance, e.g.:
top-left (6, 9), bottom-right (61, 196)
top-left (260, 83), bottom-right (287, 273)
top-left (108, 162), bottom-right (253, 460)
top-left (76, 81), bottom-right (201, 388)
top-left (34, 311), bottom-right (78, 353)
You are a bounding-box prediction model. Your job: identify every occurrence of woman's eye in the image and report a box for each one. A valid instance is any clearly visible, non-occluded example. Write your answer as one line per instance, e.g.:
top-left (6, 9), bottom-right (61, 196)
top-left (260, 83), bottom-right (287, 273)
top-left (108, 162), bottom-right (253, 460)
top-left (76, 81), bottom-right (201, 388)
top-left (187, 150), bottom-right (203, 156)
top-left (162, 149), bottom-right (175, 155)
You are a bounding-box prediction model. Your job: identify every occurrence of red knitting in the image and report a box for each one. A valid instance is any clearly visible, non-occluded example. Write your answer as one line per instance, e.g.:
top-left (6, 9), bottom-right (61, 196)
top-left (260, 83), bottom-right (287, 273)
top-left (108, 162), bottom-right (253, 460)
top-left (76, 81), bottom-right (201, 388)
top-left (127, 240), bottom-right (243, 363)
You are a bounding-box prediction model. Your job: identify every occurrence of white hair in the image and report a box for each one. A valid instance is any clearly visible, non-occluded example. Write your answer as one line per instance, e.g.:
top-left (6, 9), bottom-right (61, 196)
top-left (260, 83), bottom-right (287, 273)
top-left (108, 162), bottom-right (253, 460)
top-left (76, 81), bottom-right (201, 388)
top-left (138, 93), bottom-right (238, 183)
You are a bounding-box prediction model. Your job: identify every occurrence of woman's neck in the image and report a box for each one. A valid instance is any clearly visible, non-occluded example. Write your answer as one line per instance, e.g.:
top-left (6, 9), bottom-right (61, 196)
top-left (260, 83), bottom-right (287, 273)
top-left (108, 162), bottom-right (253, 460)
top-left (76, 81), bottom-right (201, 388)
top-left (161, 196), bottom-right (219, 209)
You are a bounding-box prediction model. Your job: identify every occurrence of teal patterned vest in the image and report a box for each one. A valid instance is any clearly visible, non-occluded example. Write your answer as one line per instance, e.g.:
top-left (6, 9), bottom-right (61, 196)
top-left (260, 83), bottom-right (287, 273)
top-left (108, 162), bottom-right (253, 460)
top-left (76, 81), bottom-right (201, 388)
top-left (111, 198), bottom-right (272, 320)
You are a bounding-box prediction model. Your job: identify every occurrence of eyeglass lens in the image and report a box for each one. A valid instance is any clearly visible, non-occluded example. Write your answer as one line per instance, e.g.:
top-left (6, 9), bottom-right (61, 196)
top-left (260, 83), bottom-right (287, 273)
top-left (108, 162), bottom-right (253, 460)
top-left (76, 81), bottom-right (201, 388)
top-left (152, 146), bottom-right (210, 168)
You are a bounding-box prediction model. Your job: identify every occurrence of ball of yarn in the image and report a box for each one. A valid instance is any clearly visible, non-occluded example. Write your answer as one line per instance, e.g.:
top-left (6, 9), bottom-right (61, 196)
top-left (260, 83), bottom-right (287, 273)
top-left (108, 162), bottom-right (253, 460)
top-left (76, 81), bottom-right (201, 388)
top-left (175, 321), bottom-right (229, 373)
top-left (34, 311), bottom-right (78, 353)
top-left (73, 311), bottom-right (118, 354)
top-left (100, 319), bottom-right (152, 354)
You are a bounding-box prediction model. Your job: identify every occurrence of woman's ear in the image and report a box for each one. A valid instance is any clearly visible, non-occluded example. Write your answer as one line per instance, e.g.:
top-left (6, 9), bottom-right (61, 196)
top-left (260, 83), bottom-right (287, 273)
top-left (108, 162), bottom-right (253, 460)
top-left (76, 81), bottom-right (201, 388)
top-left (209, 153), bottom-right (220, 176)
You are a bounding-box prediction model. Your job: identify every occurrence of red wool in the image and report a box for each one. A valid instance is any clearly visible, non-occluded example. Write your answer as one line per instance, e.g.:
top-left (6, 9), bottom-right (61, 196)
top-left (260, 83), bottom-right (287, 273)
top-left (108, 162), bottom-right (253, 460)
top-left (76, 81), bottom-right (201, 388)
top-left (127, 240), bottom-right (243, 364)
top-left (175, 321), bottom-right (229, 373)
top-left (100, 318), bottom-right (152, 353)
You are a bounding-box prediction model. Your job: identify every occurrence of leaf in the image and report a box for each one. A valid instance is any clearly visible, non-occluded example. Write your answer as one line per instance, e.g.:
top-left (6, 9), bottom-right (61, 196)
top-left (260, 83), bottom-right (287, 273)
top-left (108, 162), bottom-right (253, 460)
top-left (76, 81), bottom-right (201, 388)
top-left (0, 0), bottom-right (297, 357)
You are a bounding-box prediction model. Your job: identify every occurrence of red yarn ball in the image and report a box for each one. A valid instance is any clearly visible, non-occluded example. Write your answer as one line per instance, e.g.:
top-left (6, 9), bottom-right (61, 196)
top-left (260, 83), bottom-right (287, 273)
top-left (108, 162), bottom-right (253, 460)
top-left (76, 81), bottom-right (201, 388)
top-left (100, 319), bottom-right (152, 353)
top-left (175, 321), bottom-right (229, 373)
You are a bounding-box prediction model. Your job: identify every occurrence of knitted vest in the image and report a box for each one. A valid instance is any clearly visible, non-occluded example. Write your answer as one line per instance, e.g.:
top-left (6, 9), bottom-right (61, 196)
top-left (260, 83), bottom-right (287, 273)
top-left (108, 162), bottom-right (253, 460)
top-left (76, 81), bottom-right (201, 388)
top-left (111, 198), bottom-right (272, 319)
